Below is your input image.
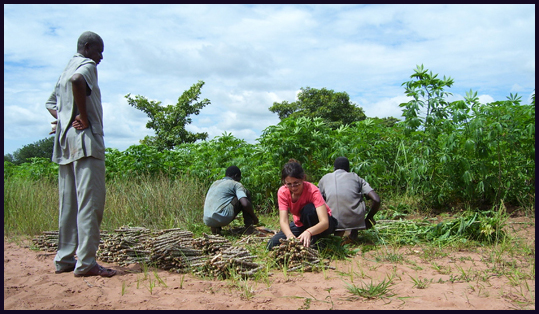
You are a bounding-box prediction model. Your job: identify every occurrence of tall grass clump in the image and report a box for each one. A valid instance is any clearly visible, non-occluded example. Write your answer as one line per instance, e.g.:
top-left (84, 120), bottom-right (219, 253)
top-left (4, 170), bottom-right (209, 237)
top-left (4, 176), bottom-right (59, 236)
top-left (102, 172), bottom-right (207, 232)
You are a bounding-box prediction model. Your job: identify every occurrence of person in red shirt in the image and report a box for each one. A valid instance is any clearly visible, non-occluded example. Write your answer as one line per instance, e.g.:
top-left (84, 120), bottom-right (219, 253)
top-left (267, 159), bottom-right (338, 250)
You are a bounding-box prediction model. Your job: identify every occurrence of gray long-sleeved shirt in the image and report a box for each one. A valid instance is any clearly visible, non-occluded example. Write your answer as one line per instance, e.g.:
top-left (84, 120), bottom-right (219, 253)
top-left (46, 53), bottom-right (104, 165)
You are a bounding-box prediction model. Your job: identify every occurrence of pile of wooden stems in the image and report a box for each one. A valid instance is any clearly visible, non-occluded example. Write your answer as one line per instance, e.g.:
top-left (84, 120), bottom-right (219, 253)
top-left (32, 227), bottom-right (263, 278)
top-left (268, 238), bottom-right (335, 272)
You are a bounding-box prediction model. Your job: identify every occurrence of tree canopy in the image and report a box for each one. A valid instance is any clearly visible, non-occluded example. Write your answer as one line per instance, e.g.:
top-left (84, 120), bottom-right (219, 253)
top-left (125, 80), bottom-right (210, 151)
top-left (269, 87), bottom-right (366, 128)
top-left (5, 136), bottom-right (55, 165)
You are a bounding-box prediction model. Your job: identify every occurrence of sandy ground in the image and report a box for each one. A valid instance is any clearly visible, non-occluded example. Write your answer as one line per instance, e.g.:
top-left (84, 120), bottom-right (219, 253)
top-left (4, 217), bottom-right (534, 310)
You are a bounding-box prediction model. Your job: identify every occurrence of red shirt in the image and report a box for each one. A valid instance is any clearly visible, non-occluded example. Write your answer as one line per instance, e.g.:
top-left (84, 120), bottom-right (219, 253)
top-left (277, 181), bottom-right (332, 227)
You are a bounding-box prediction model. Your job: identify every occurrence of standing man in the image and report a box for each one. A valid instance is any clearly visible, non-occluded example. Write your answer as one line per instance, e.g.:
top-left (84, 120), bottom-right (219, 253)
top-left (203, 166), bottom-right (259, 235)
top-left (46, 31), bottom-right (116, 277)
top-left (318, 157), bottom-right (381, 241)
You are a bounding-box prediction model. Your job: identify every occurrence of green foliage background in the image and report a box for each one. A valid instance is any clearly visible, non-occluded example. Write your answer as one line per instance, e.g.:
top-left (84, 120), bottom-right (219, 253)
top-left (4, 67), bottom-right (535, 217)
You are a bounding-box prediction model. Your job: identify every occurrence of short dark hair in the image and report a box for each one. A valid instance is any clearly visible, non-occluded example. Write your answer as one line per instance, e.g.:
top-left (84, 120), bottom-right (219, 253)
top-left (281, 159), bottom-right (305, 183)
top-left (225, 165), bottom-right (241, 178)
top-left (334, 157), bottom-right (350, 172)
top-left (77, 31), bottom-right (103, 51)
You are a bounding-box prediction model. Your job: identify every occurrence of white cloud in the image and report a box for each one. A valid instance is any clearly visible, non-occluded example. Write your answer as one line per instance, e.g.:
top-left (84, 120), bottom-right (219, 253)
top-left (364, 95), bottom-right (411, 119)
top-left (478, 94), bottom-right (496, 104)
top-left (3, 4), bottom-right (535, 154)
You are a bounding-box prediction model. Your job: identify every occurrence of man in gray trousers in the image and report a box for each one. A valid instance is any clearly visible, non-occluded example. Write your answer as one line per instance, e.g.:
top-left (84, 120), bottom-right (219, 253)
top-left (46, 31), bottom-right (115, 277)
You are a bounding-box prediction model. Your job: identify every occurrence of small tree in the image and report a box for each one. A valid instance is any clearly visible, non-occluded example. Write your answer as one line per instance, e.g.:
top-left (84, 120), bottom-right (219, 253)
top-left (399, 64), bottom-right (454, 135)
top-left (126, 80), bottom-right (210, 151)
top-left (269, 86), bottom-right (366, 128)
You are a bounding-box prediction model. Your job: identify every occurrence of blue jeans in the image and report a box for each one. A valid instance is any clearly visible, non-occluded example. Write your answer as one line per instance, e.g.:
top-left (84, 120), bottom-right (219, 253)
top-left (267, 203), bottom-right (338, 250)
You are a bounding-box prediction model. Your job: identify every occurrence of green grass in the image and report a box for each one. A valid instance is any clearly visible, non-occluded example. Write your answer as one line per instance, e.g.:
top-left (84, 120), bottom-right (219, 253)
top-left (4, 173), bottom-right (208, 237)
top-left (409, 275), bottom-right (433, 289)
top-left (103, 173), bottom-right (207, 232)
top-left (121, 281), bottom-right (128, 296)
top-left (344, 276), bottom-right (395, 299)
top-left (134, 261), bottom-right (168, 295)
top-left (4, 177), bottom-right (59, 236)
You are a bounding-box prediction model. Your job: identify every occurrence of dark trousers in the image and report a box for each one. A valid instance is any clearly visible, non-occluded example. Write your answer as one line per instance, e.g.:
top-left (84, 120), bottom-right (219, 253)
top-left (232, 190), bottom-right (254, 227)
top-left (267, 203), bottom-right (338, 250)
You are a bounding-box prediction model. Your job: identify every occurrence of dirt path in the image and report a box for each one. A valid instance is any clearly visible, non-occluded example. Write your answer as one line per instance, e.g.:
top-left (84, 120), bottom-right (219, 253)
top-left (4, 217), bottom-right (534, 310)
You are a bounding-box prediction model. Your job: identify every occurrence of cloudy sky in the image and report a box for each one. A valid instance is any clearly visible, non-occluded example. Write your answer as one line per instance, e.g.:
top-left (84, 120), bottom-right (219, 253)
top-left (4, 4), bottom-right (535, 155)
